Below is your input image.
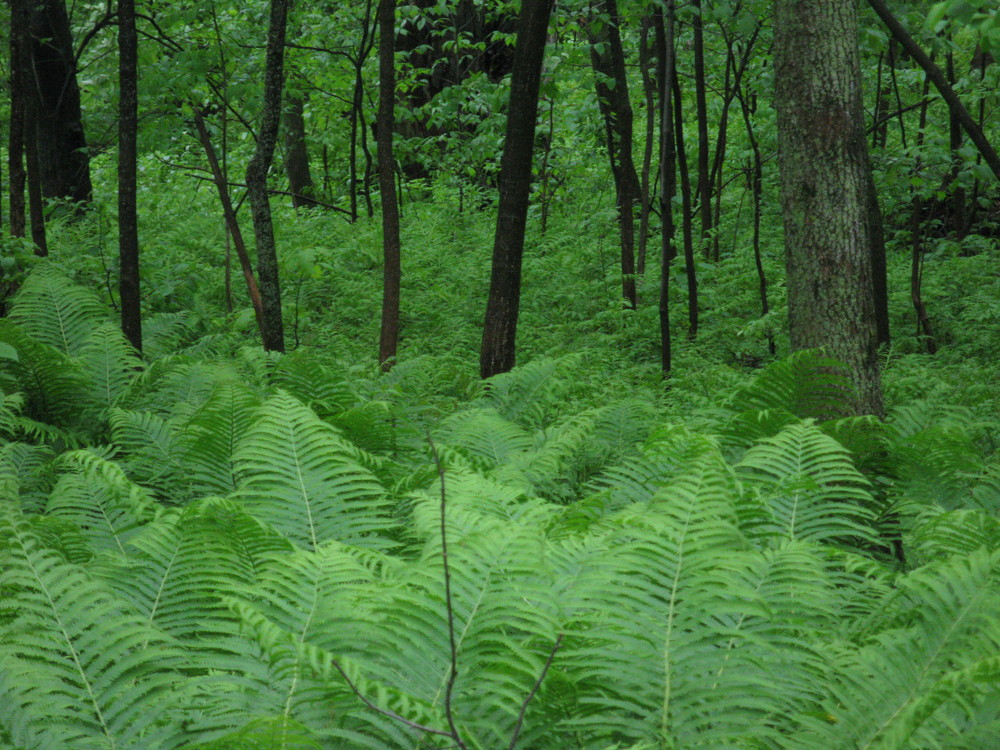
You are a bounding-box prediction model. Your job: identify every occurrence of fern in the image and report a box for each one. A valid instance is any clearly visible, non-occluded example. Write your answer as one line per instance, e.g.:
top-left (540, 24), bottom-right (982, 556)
top-left (736, 421), bottom-right (880, 546)
top-left (7, 267), bottom-right (109, 356)
top-left (0, 507), bottom-right (184, 749)
top-left (231, 392), bottom-right (392, 550)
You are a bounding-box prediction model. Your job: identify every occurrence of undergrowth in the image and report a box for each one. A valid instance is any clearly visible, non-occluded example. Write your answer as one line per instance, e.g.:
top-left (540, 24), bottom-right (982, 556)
top-left (0, 256), bottom-right (998, 749)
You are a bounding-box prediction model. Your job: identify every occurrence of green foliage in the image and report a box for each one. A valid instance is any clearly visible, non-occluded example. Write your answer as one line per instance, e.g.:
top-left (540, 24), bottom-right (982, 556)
top-left (1, 272), bottom-right (996, 749)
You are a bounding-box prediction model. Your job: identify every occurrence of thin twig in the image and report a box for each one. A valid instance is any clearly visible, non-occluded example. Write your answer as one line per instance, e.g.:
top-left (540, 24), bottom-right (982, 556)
top-left (507, 633), bottom-right (564, 750)
top-left (427, 433), bottom-right (469, 750)
top-left (183, 173), bottom-right (355, 217)
top-left (326, 657), bottom-right (455, 738)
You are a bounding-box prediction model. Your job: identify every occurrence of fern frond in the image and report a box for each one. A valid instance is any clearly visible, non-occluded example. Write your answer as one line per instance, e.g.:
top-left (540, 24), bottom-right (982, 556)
top-left (178, 382), bottom-right (264, 497)
top-left (44, 464), bottom-right (156, 556)
top-left (483, 354), bottom-right (582, 428)
top-left (434, 408), bottom-right (534, 472)
top-left (77, 323), bottom-right (141, 419)
top-left (723, 349), bottom-right (856, 420)
top-left (232, 392), bottom-right (392, 550)
top-left (0, 320), bottom-right (88, 430)
top-left (96, 499), bottom-right (289, 659)
top-left (7, 267), bottom-right (108, 356)
top-left (0, 507), bottom-right (183, 749)
top-left (783, 551), bottom-right (1000, 750)
top-left (736, 421), bottom-right (879, 546)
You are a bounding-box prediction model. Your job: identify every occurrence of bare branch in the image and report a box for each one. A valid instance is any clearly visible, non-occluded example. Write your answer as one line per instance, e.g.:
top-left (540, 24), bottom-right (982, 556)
top-left (507, 634), bottom-right (564, 750)
top-left (427, 433), bottom-right (470, 750)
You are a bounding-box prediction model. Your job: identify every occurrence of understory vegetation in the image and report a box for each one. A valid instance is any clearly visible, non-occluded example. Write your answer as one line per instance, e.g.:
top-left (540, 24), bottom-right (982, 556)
top-left (1, 171), bottom-right (998, 748)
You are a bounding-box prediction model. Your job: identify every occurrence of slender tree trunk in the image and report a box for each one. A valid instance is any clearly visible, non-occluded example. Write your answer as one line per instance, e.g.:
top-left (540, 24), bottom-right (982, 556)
top-left (774, 0), bottom-right (884, 417)
top-left (637, 13), bottom-right (656, 277)
top-left (735, 80), bottom-right (773, 354)
top-left (246, 0), bottom-right (291, 353)
top-left (377, 0), bottom-right (401, 371)
top-left (656, 2), bottom-right (676, 376)
top-left (588, 0), bottom-right (639, 309)
top-left (118, 0), bottom-right (141, 351)
top-left (865, 0), bottom-right (1000, 181)
top-left (479, 0), bottom-right (555, 379)
top-left (692, 0), bottom-right (712, 260)
top-left (193, 109), bottom-right (265, 334)
top-left (28, 0), bottom-right (92, 207)
top-left (910, 74), bottom-right (936, 354)
top-left (348, 0), bottom-right (375, 223)
top-left (671, 68), bottom-right (697, 339)
top-left (283, 94), bottom-right (319, 208)
top-left (7, 0), bottom-right (28, 239)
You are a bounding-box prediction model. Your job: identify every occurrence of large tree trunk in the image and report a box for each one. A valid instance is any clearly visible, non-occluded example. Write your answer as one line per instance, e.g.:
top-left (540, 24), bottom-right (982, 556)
top-left (118, 0), bottom-right (141, 352)
top-left (588, 0), bottom-right (639, 310)
top-left (774, 0), bottom-right (884, 417)
top-left (377, 0), bottom-right (401, 371)
top-left (246, 0), bottom-right (291, 353)
top-left (28, 0), bottom-right (92, 207)
top-left (479, 0), bottom-right (555, 379)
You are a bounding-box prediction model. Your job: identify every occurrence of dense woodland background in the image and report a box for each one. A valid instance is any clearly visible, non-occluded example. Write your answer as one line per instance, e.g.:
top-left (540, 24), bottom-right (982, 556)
top-left (0, 1), bottom-right (999, 748)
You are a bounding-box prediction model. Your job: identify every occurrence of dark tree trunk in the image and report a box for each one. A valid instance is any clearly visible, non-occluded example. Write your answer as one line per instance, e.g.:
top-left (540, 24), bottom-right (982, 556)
top-left (671, 67), bottom-right (697, 340)
top-left (118, 0), bottom-right (141, 351)
top-left (588, 0), bottom-right (639, 310)
top-left (691, 0), bottom-right (712, 260)
top-left (348, 0), bottom-right (375, 223)
top-left (774, 0), bottom-right (884, 417)
top-left (656, 2), bottom-right (677, 376)
top-left (377, 0), bottom-right (401, 371)
top-left (7, 0), bottom-right (29, 239)
top-left (479, 0), bottom-right (555, 379)
top-left (245, 0), bottom-right (291, 353)
top-left (28, 0), bottom-right (92, 207)
top-left (735, 79), bottom-right (773, 355)
top-left (637, 13), bottom-right (656, 277)
top-left (25, 94), bottom-right (48, 256)
top-left (283, 94), bottom-right (319, 208)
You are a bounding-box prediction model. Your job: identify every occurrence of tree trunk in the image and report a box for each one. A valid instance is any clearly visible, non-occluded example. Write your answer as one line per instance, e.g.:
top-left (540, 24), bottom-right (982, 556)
top-left (588, 0), bottom-right (639, 310)
top-left (377, 0), bottom-right (401, 371)
top-left (7, 0), bottom-right (29, 239)
top-left (25, 92), bottom-right (48, 256)
top-left (692, 0), bottom-right (712, 260)
top-left (118, 0), bottom-right (141, 352)
top-left (656, 2), bottom-right (677, 376)
top-left (283, 94), bottom-right (319, 208)
top-left (28, 0), bottom-right (92, 207)
top-left (774, 0), bottom-right (884, 417)
top-left (192, 109), bottom-right (265, 335)
top-left (479, 0), bottom-right (554, 379)
top-left (637, 13), bottom-right (656, 278)
top-left (245, 0), bottom-right (290, 353)
top-left (671, 68), bottom-right (697, 339)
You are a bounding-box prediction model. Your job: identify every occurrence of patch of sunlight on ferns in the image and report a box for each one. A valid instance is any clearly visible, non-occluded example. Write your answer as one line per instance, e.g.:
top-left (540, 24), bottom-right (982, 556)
top-left (232, 392), bottom-right (392, 550)
top-left (0, 507), bottom-right (184, 749)
top-left (737, 421), bottom-right (879, 546)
